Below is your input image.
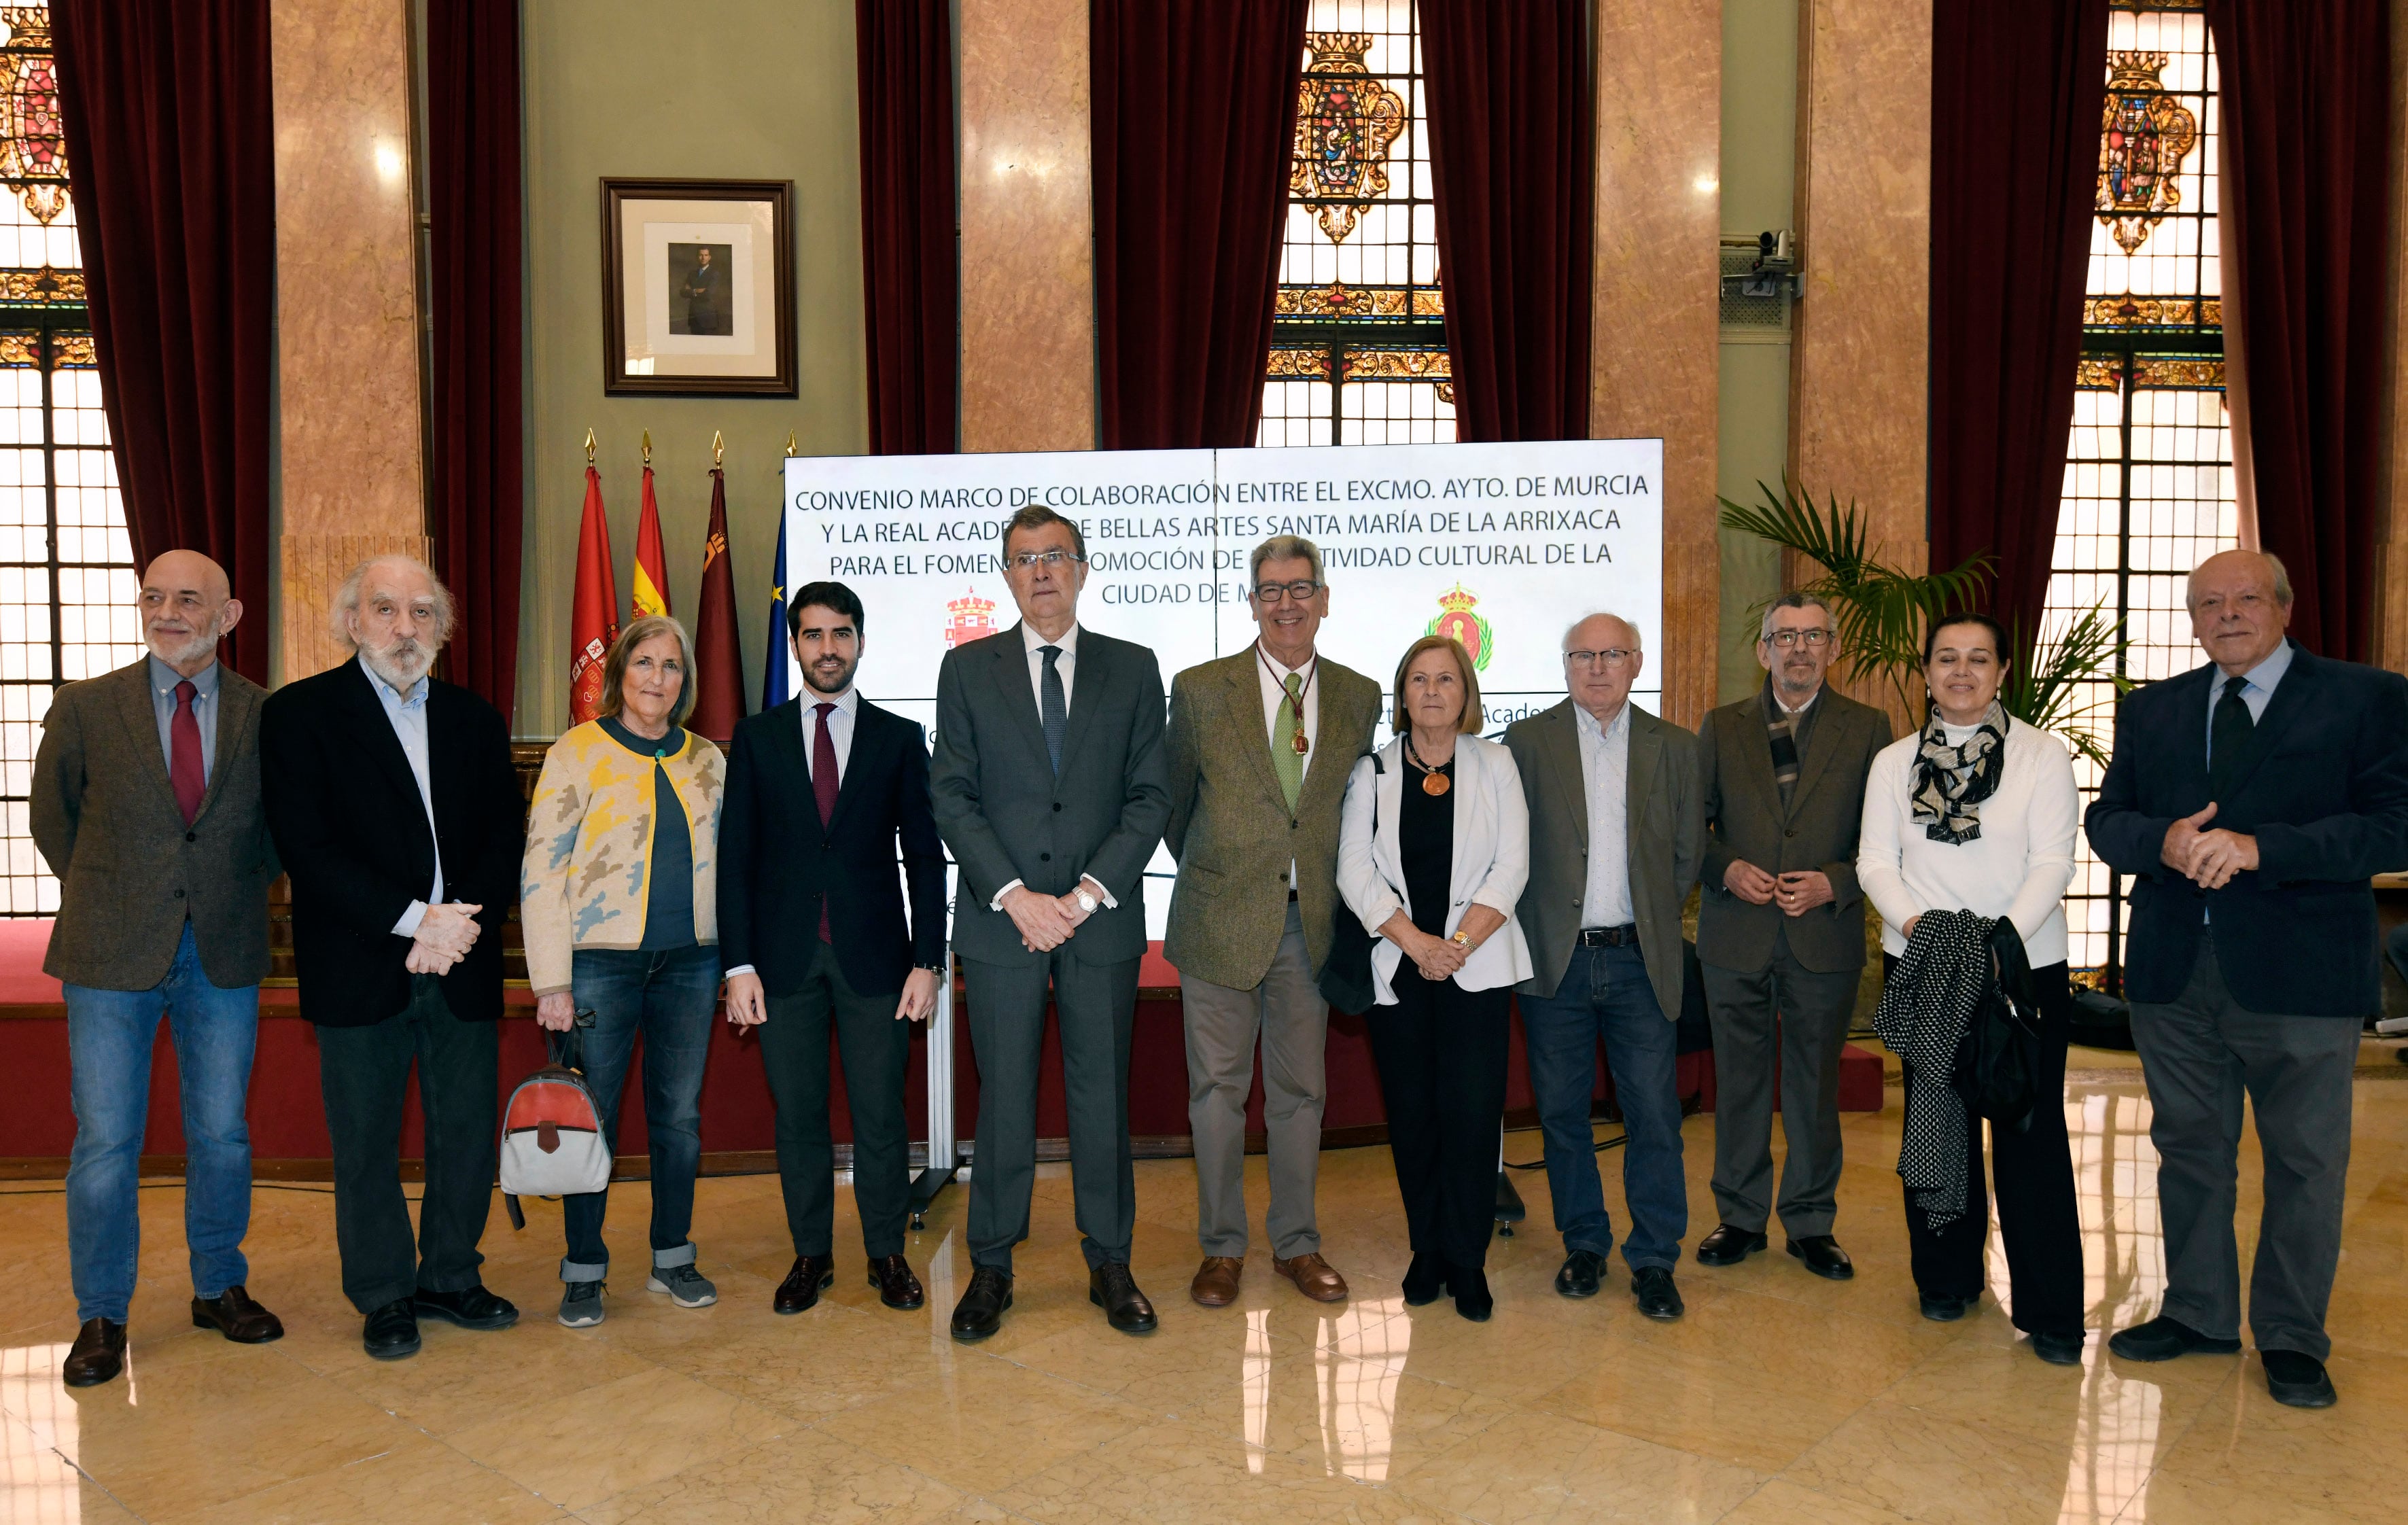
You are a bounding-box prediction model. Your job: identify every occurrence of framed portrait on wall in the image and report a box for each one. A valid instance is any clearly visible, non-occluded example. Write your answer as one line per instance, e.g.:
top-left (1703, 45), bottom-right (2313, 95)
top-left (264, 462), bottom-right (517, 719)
top-left (601, 178), bottom-right (796, 396)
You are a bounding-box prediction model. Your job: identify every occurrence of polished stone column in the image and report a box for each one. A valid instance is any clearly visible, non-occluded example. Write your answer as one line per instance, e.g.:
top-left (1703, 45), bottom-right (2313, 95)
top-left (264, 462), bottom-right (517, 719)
top-left (271, 0), bottom-right (430, 681)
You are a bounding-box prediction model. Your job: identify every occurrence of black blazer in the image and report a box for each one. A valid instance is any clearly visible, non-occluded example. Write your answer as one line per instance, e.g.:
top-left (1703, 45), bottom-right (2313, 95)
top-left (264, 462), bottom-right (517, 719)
top-left (260, 659), bottom-right (525, 1027)
top-left (930, 625), bottom-right (1170, 967)
top-left (718, 696), bottom-right (946, 998)
top-left (2085, 642), bottom-right (2408, 1016)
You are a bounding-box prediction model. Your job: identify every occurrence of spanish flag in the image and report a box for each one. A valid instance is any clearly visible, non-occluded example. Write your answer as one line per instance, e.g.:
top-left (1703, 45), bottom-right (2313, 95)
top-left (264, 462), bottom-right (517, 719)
top-left (568, 465), bottom-right (620, 724)
top-left (632, 464), bottom-right (671, 618)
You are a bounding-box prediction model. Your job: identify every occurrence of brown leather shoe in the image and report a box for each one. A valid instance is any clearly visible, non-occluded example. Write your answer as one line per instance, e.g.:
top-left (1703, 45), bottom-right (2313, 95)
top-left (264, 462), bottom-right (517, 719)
top-left (62, 1318), bottom-right (125, 1387)
top-left (867, 1254), bottom-right (924, 1310)
top-left (1190, 1255), bottom-right (1244, 1307)
top-left (1273, 1252), bottom-right (1348, 1303)
top-left (773, 1254), bottom-right (835, 1315)
top-left (191, 1284), bottom-right (284, 1344)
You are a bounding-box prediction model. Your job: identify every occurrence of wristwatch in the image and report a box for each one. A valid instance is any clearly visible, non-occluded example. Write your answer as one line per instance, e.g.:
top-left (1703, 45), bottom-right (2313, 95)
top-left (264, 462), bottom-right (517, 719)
top-left (1075, 886), bottom-right (1100, 915)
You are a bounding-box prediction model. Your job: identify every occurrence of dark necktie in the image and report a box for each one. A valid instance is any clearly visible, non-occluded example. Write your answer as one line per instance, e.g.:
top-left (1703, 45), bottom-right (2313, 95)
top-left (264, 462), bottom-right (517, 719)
top-left (169, 680), bottom-right (205, 826)
top-left (813, 702), bottom-right (839, 941)
top-left (2209, 673), bottom-right (2254, 798)
top-left (1040, 645), bottom-right (1066, 777)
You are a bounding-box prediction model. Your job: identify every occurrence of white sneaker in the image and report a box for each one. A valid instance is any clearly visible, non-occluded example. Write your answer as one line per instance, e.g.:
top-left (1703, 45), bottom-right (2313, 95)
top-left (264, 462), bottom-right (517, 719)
top-left (2375, 1013), bottom-right (2408, 1037)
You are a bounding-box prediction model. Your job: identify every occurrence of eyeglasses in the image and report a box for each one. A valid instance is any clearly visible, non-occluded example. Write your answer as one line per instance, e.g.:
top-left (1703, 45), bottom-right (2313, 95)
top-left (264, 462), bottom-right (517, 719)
top-left (1763, 628), bottom-right (1833, 649)
top-left (1252, 580), bottom-right (1321, 603)
top-left (1005, 548), bottom-right (1083, 571)
top-left (1563, 648), bottom-right (1637, 670)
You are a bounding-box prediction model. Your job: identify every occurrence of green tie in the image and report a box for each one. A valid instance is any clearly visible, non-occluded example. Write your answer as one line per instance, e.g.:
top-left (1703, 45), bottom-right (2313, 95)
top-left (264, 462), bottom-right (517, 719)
top-left (1272, 671), bottom-right (1305, 812)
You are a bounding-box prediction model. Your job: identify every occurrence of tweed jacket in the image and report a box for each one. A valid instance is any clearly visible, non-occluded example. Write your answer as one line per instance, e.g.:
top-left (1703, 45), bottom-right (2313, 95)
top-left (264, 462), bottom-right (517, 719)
top-left (1696, 682), bottom-right (1892, 975)
top-left (1162, 648), bottom-right (1382, 989)
top-left (31, 656), bottom-right (278, 991)
top-left (1504, 699), bottom-right (1703, 1019)
top-left (520, 720), bottom-right (726, 996)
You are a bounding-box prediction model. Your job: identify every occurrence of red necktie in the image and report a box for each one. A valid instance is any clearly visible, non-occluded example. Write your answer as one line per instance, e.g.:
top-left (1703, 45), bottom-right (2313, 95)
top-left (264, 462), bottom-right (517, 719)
top-left (814, 703), bottom-right (839, 941)
top-left (169, 680), bottom-right (205, 826)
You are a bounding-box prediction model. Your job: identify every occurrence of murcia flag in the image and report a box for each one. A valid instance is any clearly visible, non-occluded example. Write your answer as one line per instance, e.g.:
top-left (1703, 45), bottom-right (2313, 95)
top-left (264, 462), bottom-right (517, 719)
top-left (568, 465), bottom-right (621, 724)
top-left (686, 468), bottom-right (748, 743)
top-left (633, 465), bottom-right (671, 618)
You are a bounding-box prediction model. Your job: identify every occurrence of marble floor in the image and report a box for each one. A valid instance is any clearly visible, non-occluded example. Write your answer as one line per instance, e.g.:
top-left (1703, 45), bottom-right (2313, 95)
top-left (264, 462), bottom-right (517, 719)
top-left (2, 1067), bottom-right (2404, 1525)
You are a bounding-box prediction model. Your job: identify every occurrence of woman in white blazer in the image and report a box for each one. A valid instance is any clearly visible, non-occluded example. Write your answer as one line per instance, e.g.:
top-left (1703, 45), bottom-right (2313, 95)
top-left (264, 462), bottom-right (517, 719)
top-left (1857, 612), bottom-right (2085, 1366)
top-left (1338, 635), bottom-right (1531, 1320)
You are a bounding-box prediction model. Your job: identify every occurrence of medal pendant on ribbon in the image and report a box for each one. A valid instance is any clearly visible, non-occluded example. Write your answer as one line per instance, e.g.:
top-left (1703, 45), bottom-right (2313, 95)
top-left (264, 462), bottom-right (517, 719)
top-left (1292, 729), bottom-right (1310, 756)
top-left (1421, 770), bottom-right (1449, 797)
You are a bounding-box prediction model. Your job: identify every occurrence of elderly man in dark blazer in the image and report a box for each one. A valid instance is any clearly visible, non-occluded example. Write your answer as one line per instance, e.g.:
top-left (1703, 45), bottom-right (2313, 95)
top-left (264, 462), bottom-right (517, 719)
top-left (1507, 612), bottom-right (1703, 1319)
top-left (931, 506), bottom-right (1171, 1342)
top-left (33, 550), bottom-right (281, 1388)
top-left (261, 555), bottom-right (526, 1363)
top-left (1164, 535), bottom-right (1381, 1310)
top-left (2088, 549), bottom-right (2408, 1409)
top-left (1693, 593), bottom-right (1891, 1282)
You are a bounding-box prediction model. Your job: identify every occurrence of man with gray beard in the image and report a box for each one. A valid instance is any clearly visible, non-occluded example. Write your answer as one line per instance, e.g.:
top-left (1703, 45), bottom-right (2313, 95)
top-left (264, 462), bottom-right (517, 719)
top-left (260, 555), bottom-right (526, 1361)
top-left (34, 551), bottom-right (281, 1388)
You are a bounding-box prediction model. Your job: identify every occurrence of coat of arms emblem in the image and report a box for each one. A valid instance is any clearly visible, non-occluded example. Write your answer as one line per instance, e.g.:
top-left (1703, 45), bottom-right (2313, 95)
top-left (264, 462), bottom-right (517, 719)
top-left (943, 588), bottom-right (998, 649)
top-left (1426, 585), bottom-right (1494, 672)
top-left (2095, 52), bottom-right (2199, 256)
top-left (1289, 33), bottom-right (1408, 245)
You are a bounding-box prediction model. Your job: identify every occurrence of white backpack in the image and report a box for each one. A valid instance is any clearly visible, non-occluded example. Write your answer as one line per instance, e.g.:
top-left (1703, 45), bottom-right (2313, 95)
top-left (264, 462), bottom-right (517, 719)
top-left (498, 1029), bottom-right (611, 1228)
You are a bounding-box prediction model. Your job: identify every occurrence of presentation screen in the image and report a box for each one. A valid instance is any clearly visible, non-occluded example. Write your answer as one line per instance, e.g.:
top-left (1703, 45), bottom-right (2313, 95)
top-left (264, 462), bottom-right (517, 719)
top-left (779, 438), bottom-right (1664, 934)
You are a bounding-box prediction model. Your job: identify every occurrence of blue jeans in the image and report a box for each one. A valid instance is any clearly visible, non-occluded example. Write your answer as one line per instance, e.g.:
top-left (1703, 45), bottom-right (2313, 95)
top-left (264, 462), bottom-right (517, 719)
top-left (65, 922), bottom-right (259, 1322)
top-left (1517, 943), bottom-right (1688, 1270)
top-left (559, 944), bottom-right (719, 1282)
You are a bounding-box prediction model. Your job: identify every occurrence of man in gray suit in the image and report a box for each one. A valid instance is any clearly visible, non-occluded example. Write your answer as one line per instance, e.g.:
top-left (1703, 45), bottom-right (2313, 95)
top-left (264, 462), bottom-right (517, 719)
top-left (1693, 593), bottom-right (1891, 1281)
top-left (1164, 535), bottom-right (1381, 1310)
top-left (1506, 612), bottom-right (1703, 1320)
top-left (932, 505), bottom-right (1171, 1342)
top-left (33, 550), bottom-right (282, 1388)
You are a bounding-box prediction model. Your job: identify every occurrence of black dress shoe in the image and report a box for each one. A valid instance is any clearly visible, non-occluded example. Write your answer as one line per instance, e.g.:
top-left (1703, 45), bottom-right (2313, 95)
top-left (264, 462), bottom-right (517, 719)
top-left (1089, 1262), bottom-right (1158, 1334)
top-left (950, 1265), bottom-right (1013, 1342)
top-left (1555, 1249), bottom-right (1608, 1299)
top-left (774, 1255), bottom-right (835, 1315)
top-left (1633, 1265), bottom-right (1684, 1321)
top-left (2107, 1314), bottom-right (2241, 1363)
top-left (1400, 1252), bottom-right (1447, 1307)
top-left (192, 1284), bottom-right (284, 1344)
top-left (1920, 1293), bottom-right (1976, 1322)
top-left (868, 1255), bottom-right (924, 1310)
top-left (61, 1318), bottom-right (125, 1387)
top-left (363, 1298), bottom-right (421, 1361)
top-left (1448, 1263), bottom-right (1493, 1322)
top-left (2030, 1331), bottom-right (2085, 1366)
top-left (1694, 1225), bottom-right (1768, 1267)
top-left (2261, 1349), bottom-right (2338, 1408)
top-left (414, 1284), bottom-right (518, 1331)
top-left (1786, 1235), bottom-right (1855, 1280)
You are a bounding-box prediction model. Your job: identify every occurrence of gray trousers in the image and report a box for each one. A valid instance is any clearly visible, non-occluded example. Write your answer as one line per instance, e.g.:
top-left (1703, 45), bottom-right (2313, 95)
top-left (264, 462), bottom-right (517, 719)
top-left (1179, 900), bottom-right (1327, 1260)
top-left (2130, 943), bottom-right (2359, 1360)
top-left (962, 951), bottom-right (1140, 1274)
top-left (1700, 934), bottom-right (1861, 1237)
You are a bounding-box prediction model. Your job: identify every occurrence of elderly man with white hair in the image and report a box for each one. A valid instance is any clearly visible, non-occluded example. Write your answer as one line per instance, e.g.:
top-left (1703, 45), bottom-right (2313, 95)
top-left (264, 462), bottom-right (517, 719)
top-left (260, 555), bottom-right (526, 1361)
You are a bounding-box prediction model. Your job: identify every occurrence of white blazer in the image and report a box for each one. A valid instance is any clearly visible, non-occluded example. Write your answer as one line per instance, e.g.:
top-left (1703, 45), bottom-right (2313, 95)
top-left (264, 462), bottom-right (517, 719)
top-left (1336, 734), bottom-right (1534, 1004)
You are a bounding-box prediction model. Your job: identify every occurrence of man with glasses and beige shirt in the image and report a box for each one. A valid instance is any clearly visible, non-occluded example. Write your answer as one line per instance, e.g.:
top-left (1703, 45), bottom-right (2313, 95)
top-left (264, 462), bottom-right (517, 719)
top-left (1164, 536), bottom-right (1382, 1309)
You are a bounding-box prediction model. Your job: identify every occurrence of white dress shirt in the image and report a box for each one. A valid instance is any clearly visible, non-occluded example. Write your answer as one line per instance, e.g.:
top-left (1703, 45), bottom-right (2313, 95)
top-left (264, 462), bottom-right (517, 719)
top-left (1259, 644), bottom-right (1320, 887)
top-left (801, 683), bottom-right (859, 785)
top-left (1575, 700), bottom-right (1635, 928)
top-left (989, 620), bottom-right (1114, 913)
top-left (364, 656), bottom-right (445, 937)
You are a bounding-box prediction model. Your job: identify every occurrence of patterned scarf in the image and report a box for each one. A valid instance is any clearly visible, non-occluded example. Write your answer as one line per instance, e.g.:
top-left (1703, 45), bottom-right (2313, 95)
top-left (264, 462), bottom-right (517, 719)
top-left (1764, 686), bottom-right (1810, 801)
top-left (1910, 701), bottom-right (2008, 845)
top-left (1872, 909), bottom-right (1995, 1229)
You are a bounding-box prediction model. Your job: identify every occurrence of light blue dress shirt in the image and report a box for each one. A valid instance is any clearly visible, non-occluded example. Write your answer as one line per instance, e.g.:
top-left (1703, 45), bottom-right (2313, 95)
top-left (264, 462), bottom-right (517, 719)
top-left (147, 654), bottom-right (219, 784)
top-left (2204, 637), bottom-right (2293, 760)
top-left (1575, 699), bottom-right (1635, 928)
top-left (364, 656), bottom-right (445, 936)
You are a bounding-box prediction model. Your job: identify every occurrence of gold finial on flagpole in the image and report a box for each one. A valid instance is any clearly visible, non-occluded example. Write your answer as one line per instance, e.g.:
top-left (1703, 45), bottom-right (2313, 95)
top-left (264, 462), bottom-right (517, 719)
top-left (712, 430), bottom-right (725, 468)
top-left (641, 430), bottom-right (652, 466)
top-left (584, 427), bottom-right (596, 463)
top-left (784, 431), bottom-right (798, 457)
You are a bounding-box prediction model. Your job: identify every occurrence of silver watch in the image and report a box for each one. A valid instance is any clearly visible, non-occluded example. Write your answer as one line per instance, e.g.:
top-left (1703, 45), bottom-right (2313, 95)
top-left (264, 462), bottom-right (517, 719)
top-left (1075, 886), bottom-right (1100, 915)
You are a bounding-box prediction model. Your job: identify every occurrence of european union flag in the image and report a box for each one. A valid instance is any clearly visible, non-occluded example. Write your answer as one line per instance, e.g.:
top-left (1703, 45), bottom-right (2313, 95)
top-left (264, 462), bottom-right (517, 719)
top-left (760, 516), bottom-right (790, 709)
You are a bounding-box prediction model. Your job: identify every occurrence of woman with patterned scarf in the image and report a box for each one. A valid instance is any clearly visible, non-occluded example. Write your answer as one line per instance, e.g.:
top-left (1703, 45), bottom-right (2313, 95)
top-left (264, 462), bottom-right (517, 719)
top-left (1857, 613), bottom-right (2087, 1365)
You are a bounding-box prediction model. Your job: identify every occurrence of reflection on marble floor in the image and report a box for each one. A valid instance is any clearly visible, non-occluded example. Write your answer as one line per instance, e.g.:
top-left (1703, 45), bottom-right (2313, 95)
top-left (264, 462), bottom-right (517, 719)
top-left (2, 1070), bottom-right (2405, 1523)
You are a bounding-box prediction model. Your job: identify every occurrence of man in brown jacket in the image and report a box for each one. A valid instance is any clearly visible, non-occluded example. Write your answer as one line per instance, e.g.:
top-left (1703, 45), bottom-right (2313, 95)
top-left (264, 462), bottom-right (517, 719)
top-left (1694, 593), bottom-right (1891, 1281)
top-left (1164, 536), bottom-right (1380, 1308)
top-left (32, 550), bottom-right (282, 1388)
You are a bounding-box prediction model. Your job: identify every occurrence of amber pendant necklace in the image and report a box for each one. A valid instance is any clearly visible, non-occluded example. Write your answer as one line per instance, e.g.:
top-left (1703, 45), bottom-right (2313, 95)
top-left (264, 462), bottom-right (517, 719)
top-left (1403, 733), bottom-right (1452, 796)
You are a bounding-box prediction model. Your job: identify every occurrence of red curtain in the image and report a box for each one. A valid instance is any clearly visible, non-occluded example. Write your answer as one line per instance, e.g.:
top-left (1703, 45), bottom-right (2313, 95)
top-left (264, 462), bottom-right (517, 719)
top-left (1925, 0), bottom-right (2108, 644)
top-left (51, 1), bottom-right (274, 682)
top-left (2205, 0), bottom-right (2391, 661)
top-left (425, 0), bottom-right (525, 716)
top-left (1093, 0), bottom-right (1308, 450)
top-left (1420, 0), bottom-right (1594, 442)
top-left (856, 0), bottom-right (959, 454)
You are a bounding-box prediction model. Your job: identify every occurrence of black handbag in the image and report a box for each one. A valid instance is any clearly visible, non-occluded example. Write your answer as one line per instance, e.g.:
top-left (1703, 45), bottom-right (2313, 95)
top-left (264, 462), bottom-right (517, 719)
top-left (1954, 919), bottom-right (2044, 1132)
top-left (1318, 754), bottom-right (1384, 1017)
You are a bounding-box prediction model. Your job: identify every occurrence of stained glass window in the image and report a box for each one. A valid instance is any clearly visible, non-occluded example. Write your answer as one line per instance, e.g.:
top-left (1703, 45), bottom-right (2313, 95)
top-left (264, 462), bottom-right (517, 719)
top-left (1259, 0), bottom-right (1453, 447)
top-left (0, 3), bottom-right (141, 915)
top-left (2043, 0), bottom-right (2234, 985)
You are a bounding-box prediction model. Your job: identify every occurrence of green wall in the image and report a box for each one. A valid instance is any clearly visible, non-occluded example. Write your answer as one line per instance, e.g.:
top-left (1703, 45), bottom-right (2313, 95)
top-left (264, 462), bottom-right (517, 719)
top-left (517, 0), bottom-right (871, 737)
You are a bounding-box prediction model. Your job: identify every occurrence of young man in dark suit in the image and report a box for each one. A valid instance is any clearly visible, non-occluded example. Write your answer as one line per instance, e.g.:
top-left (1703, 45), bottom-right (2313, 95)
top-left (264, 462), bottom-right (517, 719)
top-left (2088, 548), bottom-right (2408, 1408)
top-left (260, 556), bottom-right (526, 1362)
top-left (930, 506), bottom-right (1171, 1342)
top-left (33, 551), bottom-right (283, 1387)
top-left (720, 581), bottom-right (947, 1316)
